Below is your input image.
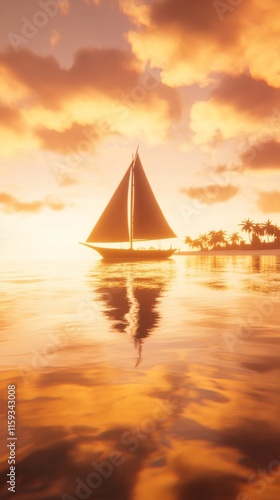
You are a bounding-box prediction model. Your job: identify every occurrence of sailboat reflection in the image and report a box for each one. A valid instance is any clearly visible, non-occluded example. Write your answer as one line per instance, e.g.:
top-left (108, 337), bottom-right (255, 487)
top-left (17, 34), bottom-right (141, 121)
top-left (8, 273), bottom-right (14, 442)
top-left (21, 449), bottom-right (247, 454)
top-left (92, 262), bottom-right (175, 366)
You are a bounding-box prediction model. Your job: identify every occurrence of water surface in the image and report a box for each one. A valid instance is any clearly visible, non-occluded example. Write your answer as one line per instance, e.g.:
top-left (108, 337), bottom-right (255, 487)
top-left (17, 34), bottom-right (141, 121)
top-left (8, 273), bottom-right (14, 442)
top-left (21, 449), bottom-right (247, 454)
top-left (0, 255), bottom-right (280, 499)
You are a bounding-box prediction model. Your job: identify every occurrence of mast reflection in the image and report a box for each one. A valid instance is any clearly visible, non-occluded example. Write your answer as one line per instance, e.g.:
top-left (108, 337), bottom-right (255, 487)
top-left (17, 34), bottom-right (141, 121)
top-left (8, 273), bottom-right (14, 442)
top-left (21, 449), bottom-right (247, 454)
top-left (90, 262), bottom-right (175, 366)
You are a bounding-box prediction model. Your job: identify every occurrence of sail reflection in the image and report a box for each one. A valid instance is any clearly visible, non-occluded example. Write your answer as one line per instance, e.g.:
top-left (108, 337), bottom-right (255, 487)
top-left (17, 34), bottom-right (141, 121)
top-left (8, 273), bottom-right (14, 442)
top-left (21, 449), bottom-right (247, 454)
top-left (90, 262), bottom-right (175, 365)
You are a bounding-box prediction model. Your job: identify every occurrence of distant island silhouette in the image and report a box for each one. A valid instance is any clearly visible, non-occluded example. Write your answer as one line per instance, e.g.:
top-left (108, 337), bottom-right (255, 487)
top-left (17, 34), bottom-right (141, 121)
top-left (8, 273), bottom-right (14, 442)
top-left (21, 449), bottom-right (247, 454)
top-left (184, 218), bottom-right (280, 251)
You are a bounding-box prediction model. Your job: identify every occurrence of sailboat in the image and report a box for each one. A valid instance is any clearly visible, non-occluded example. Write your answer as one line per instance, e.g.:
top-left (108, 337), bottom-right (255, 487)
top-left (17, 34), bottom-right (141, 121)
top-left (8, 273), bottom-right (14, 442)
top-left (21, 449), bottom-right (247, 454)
top-left (80, 148), bottom-right (176, 260)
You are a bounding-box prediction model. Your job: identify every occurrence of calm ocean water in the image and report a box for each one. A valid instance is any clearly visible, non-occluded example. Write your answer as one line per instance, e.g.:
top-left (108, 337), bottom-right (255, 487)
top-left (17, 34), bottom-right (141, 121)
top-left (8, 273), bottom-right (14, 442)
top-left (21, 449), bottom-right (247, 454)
top-left (0, 254), bottom-right (280, 499)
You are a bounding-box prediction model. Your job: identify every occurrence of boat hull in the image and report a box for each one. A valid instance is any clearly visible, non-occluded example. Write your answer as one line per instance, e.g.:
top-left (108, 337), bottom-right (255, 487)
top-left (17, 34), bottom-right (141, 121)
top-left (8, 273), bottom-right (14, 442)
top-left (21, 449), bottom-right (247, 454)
top-left (80, 243), bottom-right (176, 261)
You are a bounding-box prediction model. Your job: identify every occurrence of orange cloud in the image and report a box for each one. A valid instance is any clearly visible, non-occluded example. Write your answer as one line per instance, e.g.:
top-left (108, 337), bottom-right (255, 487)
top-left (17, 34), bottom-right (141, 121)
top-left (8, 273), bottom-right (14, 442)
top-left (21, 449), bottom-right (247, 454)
top-left (0, 103), bottom-right (23, 131)
top-left (0, 193), bottom-right (66, 213)
top-left (0, 47), bottom-right (142, 109)
top-left (181, 184), bottom-right (239, 205)
top-left (36, 122), bottom-right (113, 154)
top-left (257, 191), bottom-right (280, 213)
top-left (58, 0), bottom-right (71, 14)
top-left (241, 140), bottom-right (280, 170)
top-left (0, 47), bottom-right (181, 156)
top-left (50, 29), bottom-right (61, 47)
top-left (211, 73), bottom-right (280, 120)
top-left (123, 0), bottom-right (280, 88)
top-left (190, 73), bottom-right (280, 145)
top-left (0, 46), bottom-right (180, 119)
top-left (119, 0), bottom-right (150, 27)
top-left (84, 0), bottom-right (101, 4)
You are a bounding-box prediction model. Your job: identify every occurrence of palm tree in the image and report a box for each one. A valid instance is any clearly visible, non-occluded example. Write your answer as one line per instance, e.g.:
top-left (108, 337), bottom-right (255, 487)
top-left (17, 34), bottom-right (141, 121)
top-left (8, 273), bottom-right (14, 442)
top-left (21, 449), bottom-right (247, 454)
top-left (228, 232), bottom-right (242, 246)
top-left (207, 230), bottom-right (226, 249)
top-left (184, 236), bottom-right (201, 250)
top-left (190, 238), bottom-right (201, 250)
top-left (253, 223), bottom-right (265, 242)
top-left (263, 219), bottom-right (275, 242)
top-left (216, 230), bottom-right (227, 247)
top-left (207, 230), bottom-right (217, 249)
top-left (184, 236), bottom-right (193, 248)
top-left (197, 233), bottom-right (209, 250)
top-left (238, 218), bottom-right (254, 243)
top-left (272, 225), bottom-right (280, 242)
top-left (184, 218), bottom-right (280, 251)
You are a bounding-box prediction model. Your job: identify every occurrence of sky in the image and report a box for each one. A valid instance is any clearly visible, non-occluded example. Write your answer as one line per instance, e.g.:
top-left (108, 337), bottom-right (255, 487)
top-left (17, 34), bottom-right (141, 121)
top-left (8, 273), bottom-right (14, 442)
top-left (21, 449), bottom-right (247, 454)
top-left (1, 0), bottom-right (280, 256)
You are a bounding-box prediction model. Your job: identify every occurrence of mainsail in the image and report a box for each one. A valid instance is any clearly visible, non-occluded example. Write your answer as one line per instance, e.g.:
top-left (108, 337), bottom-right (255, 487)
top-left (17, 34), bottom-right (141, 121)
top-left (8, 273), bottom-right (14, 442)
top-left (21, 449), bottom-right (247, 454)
top-left (86, 164), bottom-right (131, 243)
top-left (132, 155), bottom-right (176, 241)
top-left (86, 152), bottom-right (176, 245)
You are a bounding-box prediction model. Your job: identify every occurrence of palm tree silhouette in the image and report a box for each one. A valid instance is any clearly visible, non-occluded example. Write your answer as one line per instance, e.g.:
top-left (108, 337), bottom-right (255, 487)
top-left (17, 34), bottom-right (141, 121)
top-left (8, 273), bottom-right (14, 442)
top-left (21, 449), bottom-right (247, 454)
top-left (207, 230), bottom-right (227, 249)
top-left (184, 236), bottom-right (201, 250)
top-left (253, 223), bottom-right (265, 242)
top-left (228, 232), bottom-right (242, 246)
top-left (263, 219), bottom-right (275, 242)
top-left (207, 230), bottom-right (217, 249)
top-left (216, 230), bottom-right (227, 246)
top-left (238, 218), bottom-right (254, 243)
top-left (197, 233), bottom-right (209, 250)
top-left (273, 225), bottom-right (280, 242)
top-left (191, 238), bottom-right (201, 250)
top-left (184, 236), bottom-right (193, 247)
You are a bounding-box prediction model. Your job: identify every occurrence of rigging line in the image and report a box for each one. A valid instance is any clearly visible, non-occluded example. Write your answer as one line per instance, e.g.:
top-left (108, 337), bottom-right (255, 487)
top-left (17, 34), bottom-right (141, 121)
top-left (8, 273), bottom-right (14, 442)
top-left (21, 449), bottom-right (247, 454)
top-left (130, 145), bottom-right (139, 249)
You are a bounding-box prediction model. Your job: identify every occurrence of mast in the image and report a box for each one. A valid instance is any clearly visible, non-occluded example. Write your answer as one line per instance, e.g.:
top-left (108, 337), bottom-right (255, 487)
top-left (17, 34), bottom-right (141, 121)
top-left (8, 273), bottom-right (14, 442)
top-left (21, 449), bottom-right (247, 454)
top-left (130, 145), bottom-right (139, 249)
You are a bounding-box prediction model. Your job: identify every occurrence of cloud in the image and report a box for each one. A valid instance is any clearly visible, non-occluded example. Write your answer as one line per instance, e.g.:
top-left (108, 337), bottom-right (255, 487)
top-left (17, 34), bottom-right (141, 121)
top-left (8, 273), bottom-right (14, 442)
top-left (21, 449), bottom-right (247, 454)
top-left (0, 193), bottom-right (66, 213)
top-left (0, 103), bottom-right (23, 131)
top-left (50, 30), bottom-right (61, 48)
top-left (58, 0), bottom-right (71, 14)
top-left (150, 0), bottom-right (240, 41)
top-left (240, 139), bottom-right (280, 170)
top-left (122, 0), bottom-right (245, 87)
top-left (123, 0), bottom-right (280, 88)
top-left (36, 121), bottom-right (112, 154)
top-left (257, 191), bottom-right (280, 213)
top-left (56, 174), bottom-right (79, 187)
top-left (212, 165), bottom-right (229, 175)
top-left (190, 73), bottom-right (280, 145)
top-left (119, 0), bottom-right (150, 27)
top-left (181, 184), bottom-right (239, 205)
top-left (211, 73), bottom-right (280, 120)
top-left (0, 47), bottom-right (142, 109)
top-left (84, 0), bottom-right (102, 4)
top-left (0, 47), bottom-right (180, 155)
